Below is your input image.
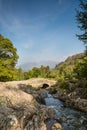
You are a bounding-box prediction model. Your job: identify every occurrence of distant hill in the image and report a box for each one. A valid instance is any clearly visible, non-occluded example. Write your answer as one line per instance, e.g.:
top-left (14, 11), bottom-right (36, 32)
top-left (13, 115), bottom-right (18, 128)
top-left (17, 61), bottom-right (58, 71)
top-left (55, 53), bottom-right (85, 70)
top-left (17, 53), bottom-right (85, 71)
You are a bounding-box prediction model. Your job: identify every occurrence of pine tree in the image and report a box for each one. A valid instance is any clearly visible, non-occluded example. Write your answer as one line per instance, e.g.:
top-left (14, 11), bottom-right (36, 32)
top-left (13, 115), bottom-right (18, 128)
top-left (76, 0), bottom-right (87, 53)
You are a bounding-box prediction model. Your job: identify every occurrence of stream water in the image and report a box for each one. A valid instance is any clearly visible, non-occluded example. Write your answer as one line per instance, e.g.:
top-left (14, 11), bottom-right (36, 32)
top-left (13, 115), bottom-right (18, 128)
top-left (45, 93), bottom-right (87, 130)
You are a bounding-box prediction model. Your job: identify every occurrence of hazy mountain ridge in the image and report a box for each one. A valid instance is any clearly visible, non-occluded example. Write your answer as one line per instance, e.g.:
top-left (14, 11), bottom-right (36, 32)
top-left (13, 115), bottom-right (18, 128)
top-left (17, 53), bottom-right (85, 71)
top-left (17, 61), bottom-right (58, 70)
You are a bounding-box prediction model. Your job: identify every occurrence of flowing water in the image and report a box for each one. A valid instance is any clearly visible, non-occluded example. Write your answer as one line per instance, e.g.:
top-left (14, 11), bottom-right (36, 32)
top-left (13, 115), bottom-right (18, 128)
top-left (45, 93), bottom-right (87, 130)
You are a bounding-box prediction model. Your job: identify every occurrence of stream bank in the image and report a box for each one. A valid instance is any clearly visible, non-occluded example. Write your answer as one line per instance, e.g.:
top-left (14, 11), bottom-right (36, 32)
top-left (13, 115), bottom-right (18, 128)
top-left (47, 84), bottom-right (87, 113)
top-left (45, 92), bottom-right (87, 130)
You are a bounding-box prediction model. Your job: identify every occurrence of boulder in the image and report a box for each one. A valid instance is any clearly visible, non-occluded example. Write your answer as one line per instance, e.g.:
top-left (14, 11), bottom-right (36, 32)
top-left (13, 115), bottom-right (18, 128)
top-left (0, 85), bottom-right (34, 106)
top-left (0, 102), bottom-right (56, 130)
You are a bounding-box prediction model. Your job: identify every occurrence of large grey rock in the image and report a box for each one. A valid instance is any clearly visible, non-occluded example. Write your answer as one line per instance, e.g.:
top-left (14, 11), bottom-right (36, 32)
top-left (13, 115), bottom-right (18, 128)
top-left (0, 102), bottom-right (56, 130)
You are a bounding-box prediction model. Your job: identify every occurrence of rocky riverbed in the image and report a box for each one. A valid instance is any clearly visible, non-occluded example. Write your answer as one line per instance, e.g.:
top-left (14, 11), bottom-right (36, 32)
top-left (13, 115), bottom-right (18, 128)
top-left (47, 83), bottom-right (87, 113)
top-left (0, 78), bottom-right (58, 130)
top-left (45, 92), bottom-right (87, 130)
top-left (0, 78), bottom-right (87, 130)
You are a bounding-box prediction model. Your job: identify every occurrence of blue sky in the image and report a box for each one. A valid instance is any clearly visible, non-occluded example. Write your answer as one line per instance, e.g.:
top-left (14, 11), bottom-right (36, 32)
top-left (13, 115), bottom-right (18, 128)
top-left (0, 0), bottom-right (84, 69)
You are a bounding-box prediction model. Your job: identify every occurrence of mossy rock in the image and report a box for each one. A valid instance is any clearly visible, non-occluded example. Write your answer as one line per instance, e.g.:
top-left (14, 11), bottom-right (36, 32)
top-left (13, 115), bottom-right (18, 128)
top-left (0, 96), bottom-right (9, 105)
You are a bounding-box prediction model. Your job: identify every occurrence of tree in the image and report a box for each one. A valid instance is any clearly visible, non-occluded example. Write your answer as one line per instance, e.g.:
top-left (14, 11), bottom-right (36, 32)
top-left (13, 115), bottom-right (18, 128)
top-left (74, 56), bottom-right (87, 79)
top-left (0, 62), bottom-right (18, 81)
top-left (17, 68), bottom-right (24, 80)
top-left (0, 34), bottom-right (19, 67)
top-left (0, 34), bottom-right (19, 81)
top-left (76, 0), bottom-right (87, 52)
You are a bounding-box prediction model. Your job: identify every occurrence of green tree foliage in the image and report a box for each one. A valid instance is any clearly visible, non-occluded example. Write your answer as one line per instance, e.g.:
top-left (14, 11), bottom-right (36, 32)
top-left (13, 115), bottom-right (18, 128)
top-left (17, 68), bottom-right (24, 80)
top-left (74, 56), bottom-right (87, 79)
top-left (0, 34), bottom-right (19, 81)
top-left (0, 60), bottom-right (18, 81)
top-left (0, 34), bottom-right (19, 67)
top-left (29, 67), bottom-right (41, 78)
top-left (73, 57), bottom-right (87, 98)
top-left (54, 53), bottom-right (87, 98)
top-left (76, 0), bottom-right (87, 51)
top-left (24, 65), bottom-right (53, 79)
top-left (40, 65), bottom-right (51, 78)
top-left (75, 0), bottom-right (87, 96)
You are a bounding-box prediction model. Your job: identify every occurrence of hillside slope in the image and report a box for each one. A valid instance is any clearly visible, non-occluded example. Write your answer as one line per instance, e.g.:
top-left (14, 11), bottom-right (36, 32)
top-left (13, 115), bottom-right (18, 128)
top-left (55, 53), bottom-right (84, 70)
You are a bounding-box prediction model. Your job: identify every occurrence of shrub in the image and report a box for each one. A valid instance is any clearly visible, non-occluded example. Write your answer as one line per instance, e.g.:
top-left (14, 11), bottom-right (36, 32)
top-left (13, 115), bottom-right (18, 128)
top-left (59, 81), bottom-right (69, 90)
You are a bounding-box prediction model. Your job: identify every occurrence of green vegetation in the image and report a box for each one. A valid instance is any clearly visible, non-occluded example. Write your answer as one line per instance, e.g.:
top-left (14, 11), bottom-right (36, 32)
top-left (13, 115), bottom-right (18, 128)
top-left (24, 65), bottom-right (54, 79)
top-left (0, 34), bottom-right (19, 81)
top-left (74, 0), bottom-right (87, 97)
top-left (54, 53), bottom-right (83, 80)
top-left (0, 35), bottom-right (19, 67)
top-left (74, 56), bottom-right (87, 80)
top-left (58, 81), bottom-right (69, 90)
top-left (76, 0), bottom-right (87, 52)
top-left (54, 53), bottom-right (85, 81)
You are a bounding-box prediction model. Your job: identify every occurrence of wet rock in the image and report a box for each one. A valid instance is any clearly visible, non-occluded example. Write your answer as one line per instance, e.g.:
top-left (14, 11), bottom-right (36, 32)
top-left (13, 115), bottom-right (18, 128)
top-left (47, 87), bottom-right (57, 94)
top-left (54, 117), bottom-right (67, 123)
top-left (52, 87), bottom-right (87, 113)
top-left (35, 90), bottom-right (48, 104)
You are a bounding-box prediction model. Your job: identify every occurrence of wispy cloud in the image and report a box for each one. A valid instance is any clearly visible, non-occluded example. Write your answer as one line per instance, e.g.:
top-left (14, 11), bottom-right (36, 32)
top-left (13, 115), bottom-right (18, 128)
top-left (22, 40), bottom-right (34, 49)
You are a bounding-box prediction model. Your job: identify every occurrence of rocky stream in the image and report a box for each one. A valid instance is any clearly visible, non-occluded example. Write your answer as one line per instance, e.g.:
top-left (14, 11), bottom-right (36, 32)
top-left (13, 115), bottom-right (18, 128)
top-left (0, 78), bottom-right (87, 130)
top-left (45, 92), bottom-right (87, 130)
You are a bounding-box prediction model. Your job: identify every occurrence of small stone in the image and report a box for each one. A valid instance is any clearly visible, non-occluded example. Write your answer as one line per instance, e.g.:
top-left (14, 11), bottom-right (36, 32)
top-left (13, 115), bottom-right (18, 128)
top-left (60, 117), bottom-right (67, 122)
top-left (40, 122), bottom-right (46, 130)
top-left (51, 123), bottom-right (63, 130)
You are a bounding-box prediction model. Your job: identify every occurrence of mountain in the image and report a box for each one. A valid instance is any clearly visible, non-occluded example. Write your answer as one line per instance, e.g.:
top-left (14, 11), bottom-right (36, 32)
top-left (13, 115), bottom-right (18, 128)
top-left (17, 53), bottom-right (85, 71)
top-left (17, 61), bottom-right (58, 71)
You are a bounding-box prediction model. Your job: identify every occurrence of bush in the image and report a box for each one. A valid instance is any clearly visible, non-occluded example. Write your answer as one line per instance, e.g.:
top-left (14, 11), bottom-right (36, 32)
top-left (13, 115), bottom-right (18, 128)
top-left (59, 81), bottom-right (69, 90)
